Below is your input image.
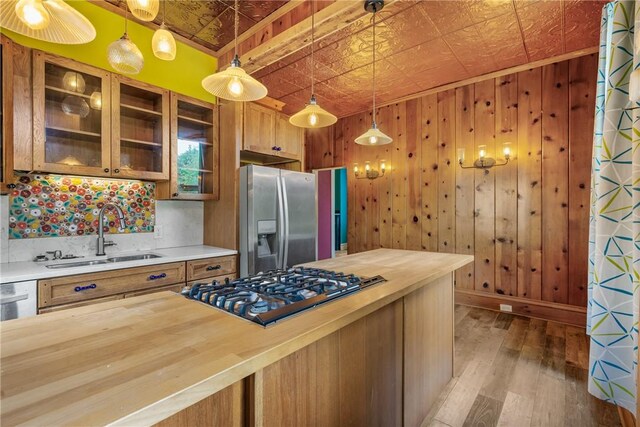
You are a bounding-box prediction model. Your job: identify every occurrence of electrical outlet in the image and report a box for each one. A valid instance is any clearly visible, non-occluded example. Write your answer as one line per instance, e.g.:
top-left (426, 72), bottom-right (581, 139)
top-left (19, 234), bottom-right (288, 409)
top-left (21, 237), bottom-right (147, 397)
top-left (154, 225), bottom-right (164, 240)
top-left (499, 304), bottom-right (512, 312)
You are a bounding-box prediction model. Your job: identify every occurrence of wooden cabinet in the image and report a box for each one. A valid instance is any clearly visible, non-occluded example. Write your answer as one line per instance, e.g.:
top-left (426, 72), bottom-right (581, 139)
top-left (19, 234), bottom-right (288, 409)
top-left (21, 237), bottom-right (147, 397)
top-left (242, 102), bottom-right (304, 162)
top-left (37, 255), bottom-right (237, 312)
top-left (157, 93), bottom-right (219, 200)
top-left (32, 51), bottom-right (112, 177)
top-left (0, 35), bottom-right (13, 192)
top-left (112, 75), bottom-right (169, 180)
top-left (275, 113), bottom-right (303, 160)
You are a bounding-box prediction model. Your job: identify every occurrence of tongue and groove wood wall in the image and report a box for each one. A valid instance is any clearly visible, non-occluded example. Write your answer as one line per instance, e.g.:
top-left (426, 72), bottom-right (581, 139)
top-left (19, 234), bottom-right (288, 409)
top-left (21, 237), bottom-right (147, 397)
top-left (305, 53), bottom-right (597, 325)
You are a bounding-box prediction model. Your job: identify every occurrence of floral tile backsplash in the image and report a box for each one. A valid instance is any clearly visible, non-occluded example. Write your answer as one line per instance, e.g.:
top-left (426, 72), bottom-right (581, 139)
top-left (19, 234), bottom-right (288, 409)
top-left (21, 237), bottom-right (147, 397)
top-left (8, 174), bottom-right (155, 239)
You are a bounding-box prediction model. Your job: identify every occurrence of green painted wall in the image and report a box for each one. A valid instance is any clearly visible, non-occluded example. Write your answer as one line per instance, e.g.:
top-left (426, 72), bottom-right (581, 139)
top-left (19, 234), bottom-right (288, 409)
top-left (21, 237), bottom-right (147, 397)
top-left (1, 0), bottom-right (217, 102)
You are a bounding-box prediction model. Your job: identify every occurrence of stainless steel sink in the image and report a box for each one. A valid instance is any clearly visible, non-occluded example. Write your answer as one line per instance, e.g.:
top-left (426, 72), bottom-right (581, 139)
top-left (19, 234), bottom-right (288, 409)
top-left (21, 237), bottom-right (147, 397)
top-left (45, 253), bottom-right (162, 269)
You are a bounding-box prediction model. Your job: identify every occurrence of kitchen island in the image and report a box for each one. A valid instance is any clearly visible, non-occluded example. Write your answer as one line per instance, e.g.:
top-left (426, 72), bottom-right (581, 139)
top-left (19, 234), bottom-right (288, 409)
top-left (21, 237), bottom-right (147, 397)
top-left (0, 249), bottom-right (473, 427)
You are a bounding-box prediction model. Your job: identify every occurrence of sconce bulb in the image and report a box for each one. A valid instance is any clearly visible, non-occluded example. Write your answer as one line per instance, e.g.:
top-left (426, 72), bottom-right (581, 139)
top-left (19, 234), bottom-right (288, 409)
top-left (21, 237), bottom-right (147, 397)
top-left (228, 77), bottom-right (244, 96)
top-left (479, 149), bottom-right (486, 159)
top-left (365, 163), bottom-right (370, 171)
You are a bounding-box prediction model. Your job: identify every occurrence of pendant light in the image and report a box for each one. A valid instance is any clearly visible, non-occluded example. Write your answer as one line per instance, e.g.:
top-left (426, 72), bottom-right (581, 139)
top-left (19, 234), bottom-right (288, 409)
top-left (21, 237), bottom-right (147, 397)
top-left (152, 1), bottom-right (176, 61)
top-left (355, 0), bottom-right (392, 146)
top-left (289, 0), bottom-right (337, 128)
top-left (0, 0), bottom-right (96, 44)
top-left (201, 0), bottom-right (267, 102)
top-left (107, 7), bottom-right (144, 75)
top-left (126, 0), bottom-right (159, 22)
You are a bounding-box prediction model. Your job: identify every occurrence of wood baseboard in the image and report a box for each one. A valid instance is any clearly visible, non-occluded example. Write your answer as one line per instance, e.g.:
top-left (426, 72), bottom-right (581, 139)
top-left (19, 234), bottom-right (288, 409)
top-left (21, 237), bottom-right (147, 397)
top-left (455, 289), bottom-right (587, 327)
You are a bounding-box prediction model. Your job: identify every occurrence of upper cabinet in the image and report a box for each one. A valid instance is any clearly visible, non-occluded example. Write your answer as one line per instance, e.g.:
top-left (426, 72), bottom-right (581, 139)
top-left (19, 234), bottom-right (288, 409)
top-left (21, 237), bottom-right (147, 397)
top-left (242, 102), bottom-right (303, 162)
top-left (111, 76), bottom-right (169, 181)
top-left (32, 51), bottom-right (112, 177)
top-left (157, 93), bottom-right (219, 200)
top-left (1, 35), bottom-right (13, 192)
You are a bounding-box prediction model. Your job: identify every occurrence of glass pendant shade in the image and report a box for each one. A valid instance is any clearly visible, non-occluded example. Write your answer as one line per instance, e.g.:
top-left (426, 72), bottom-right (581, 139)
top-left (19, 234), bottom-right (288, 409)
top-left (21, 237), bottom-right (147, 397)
top-left (289, 97), bottom-right (337, 128)
top-left (61, 95), bottom-right (90, 118)
top-left (62, 71), bottom-right (85, 93)
top-left (0, 0), bottom-right (96, 44)
top-left (126, 0), bottom-right (159, 21)
top-left (152, 24), bottom-right (176, 61)
top-left (355, 123), bottom-right (393, 146)
top-left (89, 91), bottom-right (102, 110)
top-left (107, 34), bottom-right (144, 75)
top-left (202, 57), bottom-right (268, 102)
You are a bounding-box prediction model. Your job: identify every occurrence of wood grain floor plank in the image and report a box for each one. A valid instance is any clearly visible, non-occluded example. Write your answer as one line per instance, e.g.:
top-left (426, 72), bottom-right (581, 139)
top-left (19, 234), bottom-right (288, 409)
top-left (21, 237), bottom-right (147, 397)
top-left (462, 394), bottom-right (503, 427)
top-left (502, 316), bottom-right (530, 351)
top-left (493, 313), bottom-right (514, 330)
top-left (479, 347), bottom-right (520, 402)
top-left (496, 391), bottom-right (534, 427)
top-left (531, 372), bottom-right (566, 427)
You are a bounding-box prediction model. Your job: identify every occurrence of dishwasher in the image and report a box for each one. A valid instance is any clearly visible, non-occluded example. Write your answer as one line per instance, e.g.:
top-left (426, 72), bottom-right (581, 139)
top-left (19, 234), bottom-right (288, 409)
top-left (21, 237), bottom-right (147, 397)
top-left (1, 280), bottom-right (37, 321)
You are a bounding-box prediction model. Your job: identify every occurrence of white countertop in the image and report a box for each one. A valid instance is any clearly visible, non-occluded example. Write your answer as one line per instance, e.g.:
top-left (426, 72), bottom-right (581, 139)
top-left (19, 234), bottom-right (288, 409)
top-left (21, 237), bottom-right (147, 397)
top-left (0, 245), bottom-right (237, 283)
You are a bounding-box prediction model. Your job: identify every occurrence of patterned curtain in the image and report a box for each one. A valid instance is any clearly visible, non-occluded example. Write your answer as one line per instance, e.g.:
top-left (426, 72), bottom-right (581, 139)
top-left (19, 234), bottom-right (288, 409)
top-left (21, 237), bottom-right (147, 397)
top-left (587, 0), bottom-right (639, 415)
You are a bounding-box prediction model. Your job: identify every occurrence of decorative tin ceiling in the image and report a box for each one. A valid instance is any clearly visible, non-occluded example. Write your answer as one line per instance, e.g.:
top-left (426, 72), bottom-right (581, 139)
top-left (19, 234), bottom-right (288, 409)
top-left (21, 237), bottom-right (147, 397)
top-left (249, 0), bottom-right (606, 117)
top-left (104, 0), bottom-right (288, 51)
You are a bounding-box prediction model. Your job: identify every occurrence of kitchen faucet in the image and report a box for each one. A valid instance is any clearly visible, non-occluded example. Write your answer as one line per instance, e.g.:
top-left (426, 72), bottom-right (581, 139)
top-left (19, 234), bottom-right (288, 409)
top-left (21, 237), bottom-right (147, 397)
top-left (96, 203), bottom-right (126, 256)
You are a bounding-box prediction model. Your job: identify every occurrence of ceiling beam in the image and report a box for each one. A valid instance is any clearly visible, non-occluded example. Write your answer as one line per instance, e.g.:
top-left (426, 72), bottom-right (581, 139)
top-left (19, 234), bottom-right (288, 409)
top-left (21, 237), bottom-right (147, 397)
top-left (235, 0), bottom-right (393, 75)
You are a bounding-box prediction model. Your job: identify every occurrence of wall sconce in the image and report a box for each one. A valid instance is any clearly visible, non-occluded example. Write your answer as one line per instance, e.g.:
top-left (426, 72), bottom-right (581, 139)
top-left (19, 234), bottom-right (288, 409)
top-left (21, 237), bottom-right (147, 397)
top-left (354, 160), bottom-right (387, 179)
top-left (458, 142), bottom-right (511, 169)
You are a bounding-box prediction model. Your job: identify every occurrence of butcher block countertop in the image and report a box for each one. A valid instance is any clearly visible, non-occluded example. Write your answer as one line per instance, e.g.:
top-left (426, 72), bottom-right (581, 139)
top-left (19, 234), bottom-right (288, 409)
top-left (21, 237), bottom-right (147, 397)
top-left (0, 249), bottom-right (473, 427)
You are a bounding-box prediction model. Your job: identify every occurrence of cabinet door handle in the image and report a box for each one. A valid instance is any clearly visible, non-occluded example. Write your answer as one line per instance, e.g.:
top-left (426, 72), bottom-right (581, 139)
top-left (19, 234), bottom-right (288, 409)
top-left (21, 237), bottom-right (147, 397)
top-left (104, 168), bottom-right (110, 173)
top-left (277, 146), bottom-right (282, 151)
top-left (272, 146), bottom-right (278, 151)
top-left (74, 284), bottom-right (97, 292)
top-left (148, 273), bottom-right (167, 280)
top-left (206, 265), bottom-right (222, 271)
top-left (114, 169), bottom-right (120, 173)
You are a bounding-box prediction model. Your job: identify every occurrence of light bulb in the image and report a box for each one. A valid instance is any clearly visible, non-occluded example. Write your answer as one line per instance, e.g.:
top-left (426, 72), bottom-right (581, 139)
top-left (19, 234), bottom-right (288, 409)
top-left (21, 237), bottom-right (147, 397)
top-left (15, 0), bottom-right (50, 30)
top-left (380, 161), bottom-right (386, 171)
top-left (228, 77), bottom-right (244, 96)
top-left (369, 136), bottom-right (378, 144)
top-left (308, 113), bottom-right (319, 126)
top-left (478, 145), bottom-right (487, 159)
top-left (354, 164), bottom-right (359, 174)
top-left (365, 163), bottom-right (371, 171)
top-left (457, 148), bottom-right (465, 164)
top-left (503, 146), bottom-right (511, 158)
top-left (90, 91), bottom-right (102, 110)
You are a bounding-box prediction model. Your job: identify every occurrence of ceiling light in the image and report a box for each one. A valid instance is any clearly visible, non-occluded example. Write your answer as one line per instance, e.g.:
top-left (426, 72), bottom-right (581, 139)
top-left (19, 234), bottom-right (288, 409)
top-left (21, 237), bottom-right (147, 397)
top-left (201, 0), bottom-right (267, 101)
top-left (126, 0), bottom-right (158, 22)
top-left (355, 0), bottom-right (392, 146)
top-left (152, 1), bottom-right (175, 61)
top-left (0, 0), bottom-right (96, 44)
top-left (289, 0), bottom-right (337, 128)
top-left (107, 8), bottom-right (144, 74)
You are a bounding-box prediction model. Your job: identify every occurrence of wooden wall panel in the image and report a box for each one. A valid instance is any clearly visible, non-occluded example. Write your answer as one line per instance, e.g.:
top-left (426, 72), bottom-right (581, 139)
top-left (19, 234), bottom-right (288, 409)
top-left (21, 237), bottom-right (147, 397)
top-left (304, 54), bottom-right (597, 313)
top-left (455, 85), bottom-right (475, 290)
top-left (494, 74), bottom-right (518, 297)
top-left (516, 67), bottom-right (543, 300)
top-left (420, 94), bottom-right (439, 252)
top-left (541, 61), bottom-right (570, 304)
top-left (567, 54), bottom-right (597, 307)
top-left (473, 79), bottom-right (496, 293)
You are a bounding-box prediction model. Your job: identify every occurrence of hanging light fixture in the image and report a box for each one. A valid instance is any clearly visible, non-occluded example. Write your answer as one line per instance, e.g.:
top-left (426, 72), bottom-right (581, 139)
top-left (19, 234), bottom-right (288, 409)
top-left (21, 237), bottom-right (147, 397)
top-left (289, 0), bottom-right (337, 128)
top-left (0, 0), bottom-right (96, 44)
top-left (201, 0), bottom-right (267, 102)
top-left (355, 0), bottom-right (392, 146)
top-left (126, 0), bottom-right (159, 22)
top-left (107, 7), bottom-right (144, 75)
top-left (152, 1), bottom-right (176, 61)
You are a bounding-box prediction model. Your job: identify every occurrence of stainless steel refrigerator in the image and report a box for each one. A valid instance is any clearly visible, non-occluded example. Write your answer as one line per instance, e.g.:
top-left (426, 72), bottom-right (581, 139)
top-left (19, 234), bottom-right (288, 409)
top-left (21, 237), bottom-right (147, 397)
top-left (240, 165), bottom-right (317, 276)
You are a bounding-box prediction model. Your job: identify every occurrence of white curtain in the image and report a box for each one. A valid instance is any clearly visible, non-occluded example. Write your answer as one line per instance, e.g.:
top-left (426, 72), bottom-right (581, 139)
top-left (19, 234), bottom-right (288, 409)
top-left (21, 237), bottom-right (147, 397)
top-left (587, 0), bottom-right (639, 415)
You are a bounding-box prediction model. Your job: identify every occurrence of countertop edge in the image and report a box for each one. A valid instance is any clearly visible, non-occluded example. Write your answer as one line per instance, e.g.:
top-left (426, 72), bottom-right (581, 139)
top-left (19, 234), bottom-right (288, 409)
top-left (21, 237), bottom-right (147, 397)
top-left (109, 253), bottom-right (474, 427)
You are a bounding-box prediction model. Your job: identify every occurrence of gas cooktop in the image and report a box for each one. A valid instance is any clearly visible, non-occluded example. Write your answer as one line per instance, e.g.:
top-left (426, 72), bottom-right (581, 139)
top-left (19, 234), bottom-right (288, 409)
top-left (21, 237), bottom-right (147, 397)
top-left (183, 267), bottom-right (386, 326)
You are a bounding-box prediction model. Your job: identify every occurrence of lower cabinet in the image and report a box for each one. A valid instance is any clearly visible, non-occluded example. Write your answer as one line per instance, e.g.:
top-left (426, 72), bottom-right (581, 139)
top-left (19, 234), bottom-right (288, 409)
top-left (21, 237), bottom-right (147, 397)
top-left (37, 255), bottom-right (237, 313)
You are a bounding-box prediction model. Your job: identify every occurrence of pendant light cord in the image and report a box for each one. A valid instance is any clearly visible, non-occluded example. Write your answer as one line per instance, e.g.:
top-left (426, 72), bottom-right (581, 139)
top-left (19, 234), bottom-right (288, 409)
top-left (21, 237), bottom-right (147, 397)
top-left (162, 0), bottom-right (166, 25)
top-left (311, 0), bottom-right (315, 97)
top-left (124, 6), bottom-right (128, 35)
top-left (372, 11), bottom-right (376, 125)
top-left (234, 0), bottom-right (239, 57)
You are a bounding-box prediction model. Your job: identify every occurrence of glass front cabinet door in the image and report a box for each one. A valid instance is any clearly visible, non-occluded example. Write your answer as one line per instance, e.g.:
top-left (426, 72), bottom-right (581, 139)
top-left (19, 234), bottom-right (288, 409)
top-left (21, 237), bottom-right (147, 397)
top-left (111, 75), bottom-right (169, 181)
top-left (32, 51), bottom-right (112, 176)
top-left (158, 93), bottom-right (218, 200)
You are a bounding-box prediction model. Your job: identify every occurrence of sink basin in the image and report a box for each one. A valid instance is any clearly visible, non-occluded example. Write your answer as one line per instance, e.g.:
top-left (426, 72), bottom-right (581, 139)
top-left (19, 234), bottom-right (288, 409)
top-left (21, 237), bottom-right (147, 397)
top-left (45, 253), bottom-right (162, 269)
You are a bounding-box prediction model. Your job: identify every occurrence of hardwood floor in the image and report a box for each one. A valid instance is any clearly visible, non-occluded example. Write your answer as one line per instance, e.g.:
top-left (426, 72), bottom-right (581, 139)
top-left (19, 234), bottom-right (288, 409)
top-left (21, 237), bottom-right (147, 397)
top-left (423, 306), bottom-right (621, 427)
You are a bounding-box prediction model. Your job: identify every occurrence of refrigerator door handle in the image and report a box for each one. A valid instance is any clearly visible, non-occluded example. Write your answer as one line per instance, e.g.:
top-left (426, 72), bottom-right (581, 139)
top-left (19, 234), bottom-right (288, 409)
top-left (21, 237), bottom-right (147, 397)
top-left (281, 175), bottom-right (290, 268)
top-left (276, 176), bottom-right (285, 269)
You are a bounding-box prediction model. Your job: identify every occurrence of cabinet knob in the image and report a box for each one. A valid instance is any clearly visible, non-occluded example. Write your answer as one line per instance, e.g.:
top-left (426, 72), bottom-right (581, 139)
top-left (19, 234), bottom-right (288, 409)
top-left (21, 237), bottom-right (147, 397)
top-left (172, 193), bottom-right (179, 197)
top-left (104, 168), bottom-right (110, 173)
top-left (272, 146), bottom-right (278, 151)
top-left (114, 169), bottom-right (120, 173)
top-left (6, 183), bottom-right (16, 189)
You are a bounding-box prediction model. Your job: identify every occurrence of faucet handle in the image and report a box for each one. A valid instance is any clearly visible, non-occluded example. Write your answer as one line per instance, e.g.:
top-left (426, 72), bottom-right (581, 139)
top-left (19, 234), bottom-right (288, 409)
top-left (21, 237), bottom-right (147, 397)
top-left (104, 240), bottom-right (117, 248)
top-left (46, 250), bottom-right (63, 260)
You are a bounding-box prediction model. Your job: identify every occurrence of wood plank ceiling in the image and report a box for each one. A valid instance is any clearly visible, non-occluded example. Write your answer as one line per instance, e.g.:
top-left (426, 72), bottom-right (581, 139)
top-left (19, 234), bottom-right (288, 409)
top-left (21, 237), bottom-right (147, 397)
top-left (103, 0), bottom-right (288, 51)
top-left (250, 0), bottom-right (606, 118)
